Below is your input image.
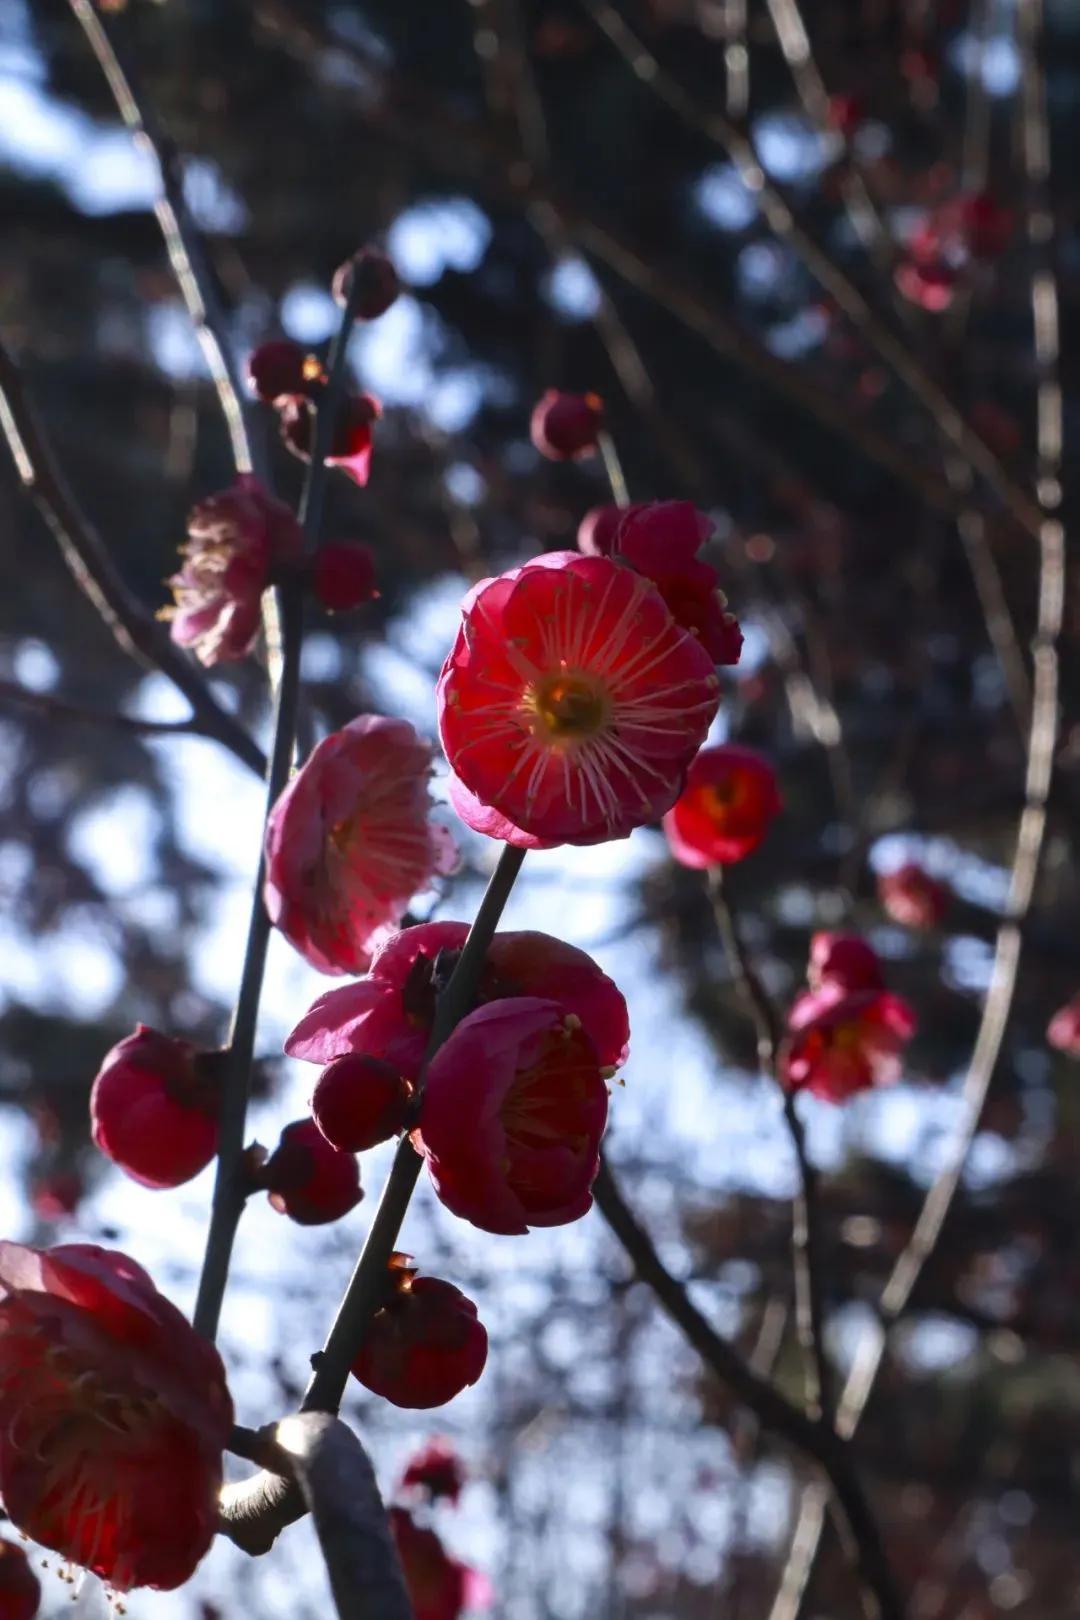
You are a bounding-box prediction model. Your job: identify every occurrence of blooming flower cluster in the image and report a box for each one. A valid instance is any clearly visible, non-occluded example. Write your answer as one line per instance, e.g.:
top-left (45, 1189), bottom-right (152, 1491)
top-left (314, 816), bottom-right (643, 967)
top-left (781, 931), bottom-right (917, 1102)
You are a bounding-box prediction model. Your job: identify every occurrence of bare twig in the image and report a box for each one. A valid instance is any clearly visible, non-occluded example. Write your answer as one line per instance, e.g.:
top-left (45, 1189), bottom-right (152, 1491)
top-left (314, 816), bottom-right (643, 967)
top-left (0, 339), bottom-right (265, 777)
top-left (578, 0), bottom-right (1045, 541)
top-left (710, 872), bottom-right (832, 1424)
top-left (770, 3), bottom-right (1065, 1611)
top-left (0, 678), bottom-right (214, 739)
top-left (592, 1160), bottom-right (902, 1620)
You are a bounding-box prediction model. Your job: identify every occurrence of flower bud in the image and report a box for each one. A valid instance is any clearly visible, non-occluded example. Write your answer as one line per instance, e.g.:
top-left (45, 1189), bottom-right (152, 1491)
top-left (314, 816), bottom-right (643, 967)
top-left (351, 1256), bottom-right (487, 1408)
top-left (530, 390), bottom-right (604, 460)
top-left (312, 1054), bottom-right (410, 1152)
top-left (0, 1540), bottom-right (40, 1620)
top-left (247, 340), bottom-right (319, 404)
top-left (332, 246), bottom-right (400, 321)
top-left (278, 393), bottom-right (381, 488)
top-left (261, 1119), bottom-right (362, 1225)
top-left (312, 542), bottom-right (379, 613)
top-left (90, 1026), bottom-right (221, 1189)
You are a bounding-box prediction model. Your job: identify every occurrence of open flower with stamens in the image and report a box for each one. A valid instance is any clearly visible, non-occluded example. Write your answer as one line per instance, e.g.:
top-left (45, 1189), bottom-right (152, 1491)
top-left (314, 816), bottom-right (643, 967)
top-left (0, 1243), bottom-right (232, 1591)
top-left (165, 475), bottom-right (302, 666)
top-left (417, 997), bottom-right (610, 1234)
top-left (438, 553), bottom-right (720, 847)
top-left (264, 716), bottom-right (458, 975)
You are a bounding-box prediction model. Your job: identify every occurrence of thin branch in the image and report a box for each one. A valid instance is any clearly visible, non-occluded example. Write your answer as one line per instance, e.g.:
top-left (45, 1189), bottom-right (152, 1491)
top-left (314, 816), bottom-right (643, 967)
top-left (771, 3), bottom-right (1065, 1610)
top-left (592, 1160), bottom-right (902, 1620)
top-left (710, 872), bottom-right (832, 1424)
top-left (303, 842), bottom-right (527, 1413)
top-left (192, 277), bottom-right (366, 1340)
top-left (0, 679), bottom-right (213, 739)
top-left (0, 339), bottom-right (265, 778)
top-left (66, 0), bottom-right (256, 481)
top-left (578, 0), bottom-right (1045, 541)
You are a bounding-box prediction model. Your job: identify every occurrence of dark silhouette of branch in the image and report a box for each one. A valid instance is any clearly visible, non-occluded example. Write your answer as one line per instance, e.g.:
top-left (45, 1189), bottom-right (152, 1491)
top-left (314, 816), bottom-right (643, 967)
top-left (0, 338), bottom-right (265, 778)
top-left (0, 679), bottom-right (216, 739)
top-left (592, 1159), bottom-right (902, 1620)
top-left (193, 277), bottom-right (365, 1341)
top-left (769, 3), bottom-right (1065, 1611)
top-left (710, 872), bottom-right (832, 1424)
top-left (578, 0), bottom-right (1045, 544)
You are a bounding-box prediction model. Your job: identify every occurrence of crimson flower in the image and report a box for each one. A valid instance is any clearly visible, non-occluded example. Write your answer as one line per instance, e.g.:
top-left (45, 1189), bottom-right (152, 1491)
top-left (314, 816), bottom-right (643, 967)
top-left (311, 1054), bottom-right (411, 1152)
top-left (165, 476), bottom-right (302, 666)
top-left (662, 744), bottom-right (780, 867)
top-left (311, 541), bottom-right (379, 612)
top-left (577, 503), bottom-right (623, 557)
top-left (895, 258), bottom-right (956, 312)
top-left (586, 502), bottom-right (742, 665)
top-left (30, 1172), bottom-right (82, 1222)
top-left (278, 393), bottom-right (381, 486)
top-left (1047, 996), bottom-right (1080, 1057)
top-left (438, 552), bottom-right (720, 847)
top-left (808, 931), bottom-right (884, 994)
top-left (332, 246), bottom-right (400, 320)
top-left (285, 920), bottom-right (630, 1081)
top-left (260, 1119), bottom-right (362, 1225)
top-left (264, 716), bottom-right (458, 975)
top-left (780, 985), bottom-right (916, 1103)
top-left (0, 1243), bottom-right (232, 1591)
top-left (246, 339), bottom-right (320, 403)
top-left (417, 997), bottom-right (609, 1234)
top-left (390, 1507), bottom-right (471, 1620)
top-left (90, 1025), bottom-right (220, 1189)
top-left (0, 1540), bottom-right (39, 1620)
top-left (530, 390), bottom-right (603, 459)
top-left (352, 1257), bottom-right (487, 1409)
top-left (878, 863), bottom-right (950, 930)
top-left (399, 1439), bottom-right (466, 1506)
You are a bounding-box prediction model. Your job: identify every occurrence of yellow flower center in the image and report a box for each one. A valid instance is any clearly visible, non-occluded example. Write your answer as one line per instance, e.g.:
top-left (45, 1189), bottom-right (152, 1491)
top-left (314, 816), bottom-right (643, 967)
top-left (525, 672), bottom-right (612, 743)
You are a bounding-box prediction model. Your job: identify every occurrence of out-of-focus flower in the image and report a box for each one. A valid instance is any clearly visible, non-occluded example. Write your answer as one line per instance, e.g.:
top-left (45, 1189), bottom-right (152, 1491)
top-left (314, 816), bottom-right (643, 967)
top-left (878, 863), bottom-right (950, 929)
top-left (332, 246), bottom-right (400, 320)
top-left (311, 1054), bottom-right (411, 1152)
top-left (399, 1438), bottom-right (466, 1506)
top-left (781, 985), bottom-right (917, 1102)
top-left (261, 1120), bottom-right (362, 1224)
top-left (438, 552), bottom-right (720, 847)
top-left (662, 744), bottom-right (780, 867)
top-left (30, 1172), bottom-right (83, 1222)
top-left (247, 339), bottom-right (322, 403)
top-left (826, 93), bottom-right (865, 138)
top-left (285, 921), bottom-right (630, 1081)
top-left (390, 1507), bottom-right (473, 1620)
top-left (1047, 996), bottom-right (1080, 1057)
top-left (576, 503), bottom-right (623, 556)
top-left (0, 1243), bottom-right (232, 1590)
top-left (165, 476), bottom-right (302, 666)
top-left (278, 393), bottom-right (382, 487)
top-left (311, 541), bottom-right (379, 612)
top-left (808, 931), bottom-right (884, 994)
top-left (0, 1540), bottom-right (39, 1620)
top-left (352, 1257), bottom-right (487, 1409)
top-left (264, 716), bottom-right (458, 976)
top-left (90, 1026), bottom-right (220, 1189)
top-left (418, 997), bottom-right (609, 1234)
top-left (595, 503), bottom-right (742, 665)
top-left (530, 390), bottom-right (604, 460)
top-left (895, 257), bottom-right (956, 312)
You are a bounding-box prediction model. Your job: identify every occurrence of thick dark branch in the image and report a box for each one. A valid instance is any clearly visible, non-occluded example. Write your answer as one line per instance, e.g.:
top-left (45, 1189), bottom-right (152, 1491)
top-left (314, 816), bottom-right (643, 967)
top-left (0, 679), bottom-right (210, 739)
top-left (0, 339), bottom-right (265, 777)
top-left (276, 1414), bottom-right (412, 1620)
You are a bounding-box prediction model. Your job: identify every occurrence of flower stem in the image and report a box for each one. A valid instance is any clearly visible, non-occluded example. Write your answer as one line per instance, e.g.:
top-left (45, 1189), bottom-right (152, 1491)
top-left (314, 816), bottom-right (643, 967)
top-left (193, 282), bottom-right (365, 1341)
top-left (302, 843), bottom-right (526, 1412)
top-left (598, 430), bottom-right (631, 508)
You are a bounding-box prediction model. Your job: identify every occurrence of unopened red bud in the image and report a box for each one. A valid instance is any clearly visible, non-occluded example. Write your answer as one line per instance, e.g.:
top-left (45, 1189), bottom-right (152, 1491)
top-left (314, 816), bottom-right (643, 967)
top-left (351, 1265), bottom-right (487, 1408)
top-left (247, 340), bottom-right (318, 404)
top-left (530, 390), bottom-right (604, 460)
top-left (312, 1054), bottom-right (409, 1151)
top-left (312, 542), bottom-right (379, 613)
top-left (90, 1025), bottom-right (221, 1189)
top-left (261, 1118), bottom-right (362, 1225)
top-left (31, 1171), bottom-right (82, 1221)
top-left (0, 1538), bottom-right (41, 1620)
top-left (577, 503), bottom-right (624, 556)
top-left (332, 247), bottom-right (400, 321)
